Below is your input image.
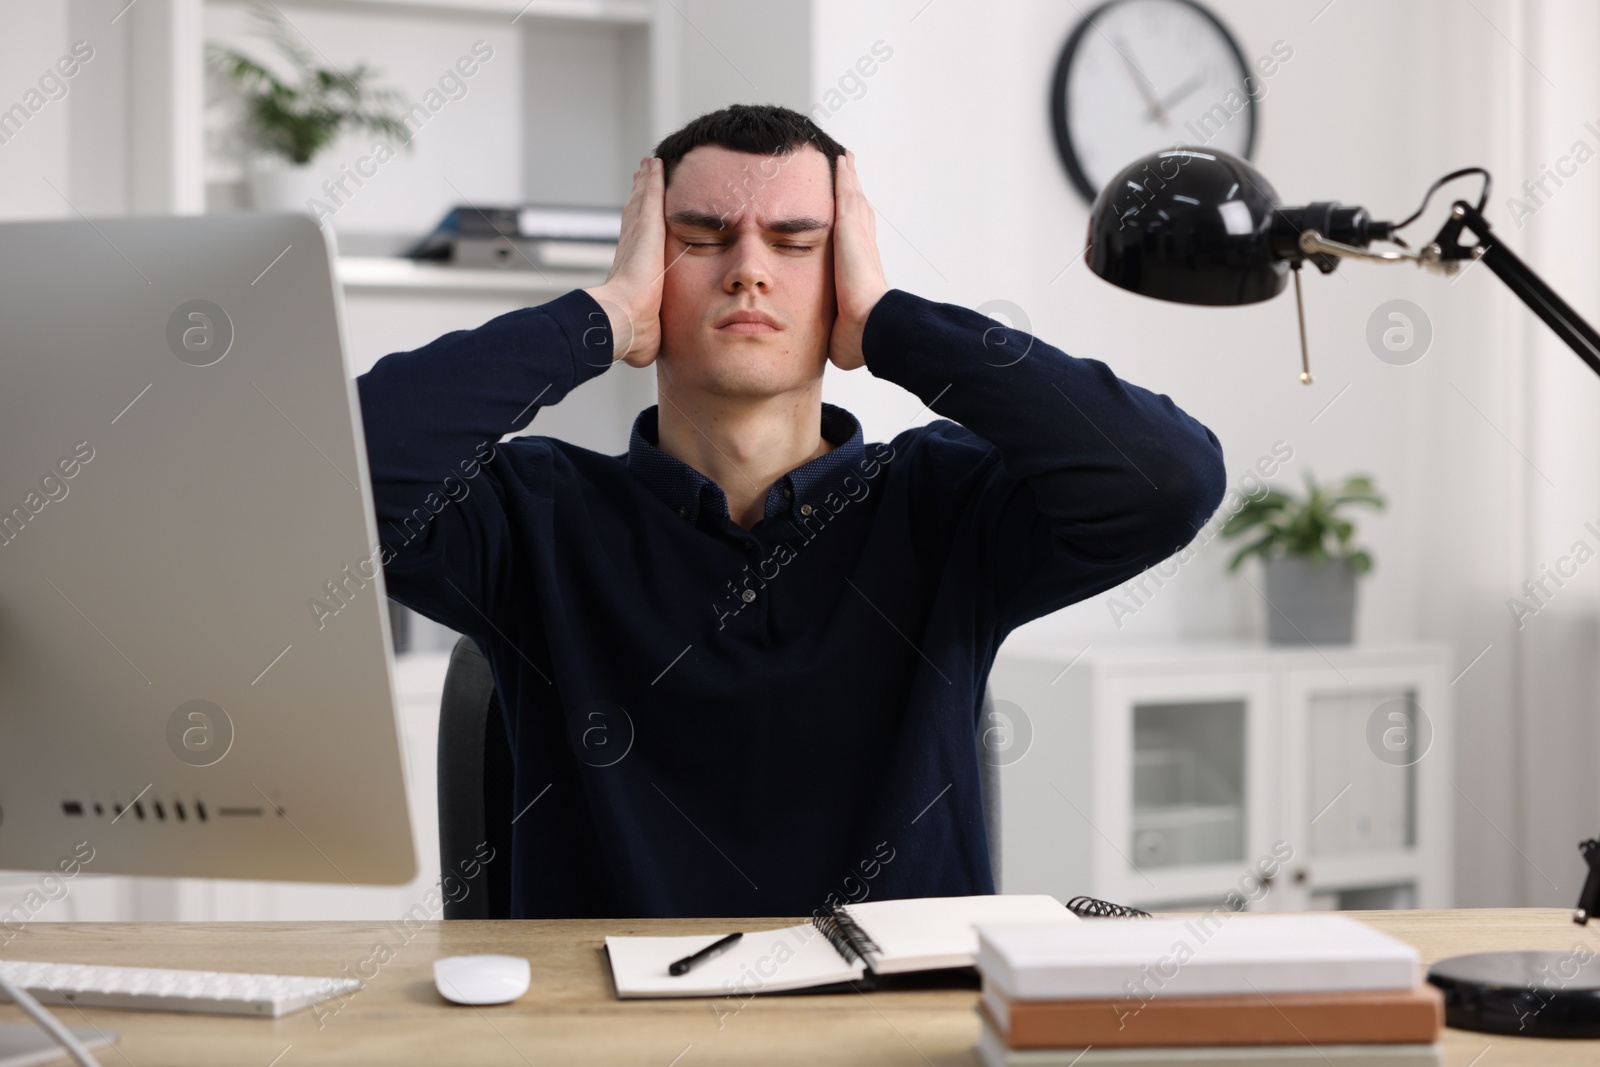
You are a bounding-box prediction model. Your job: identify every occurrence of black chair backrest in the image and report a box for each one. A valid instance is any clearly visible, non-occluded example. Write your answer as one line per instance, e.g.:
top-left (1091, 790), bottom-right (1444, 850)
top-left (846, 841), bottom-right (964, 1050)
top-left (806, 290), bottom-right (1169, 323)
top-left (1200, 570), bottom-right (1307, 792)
top-left (437, 636), bottom-right (514, 919)
top-left (437, 634), bottom-right (1004, 919)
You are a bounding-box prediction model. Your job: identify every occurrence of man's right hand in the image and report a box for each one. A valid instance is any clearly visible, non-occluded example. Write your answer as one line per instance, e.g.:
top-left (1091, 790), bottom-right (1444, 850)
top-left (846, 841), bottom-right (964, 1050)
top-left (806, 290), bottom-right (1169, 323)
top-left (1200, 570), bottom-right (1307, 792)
top-left (585, 157), bottom-right (665, 368)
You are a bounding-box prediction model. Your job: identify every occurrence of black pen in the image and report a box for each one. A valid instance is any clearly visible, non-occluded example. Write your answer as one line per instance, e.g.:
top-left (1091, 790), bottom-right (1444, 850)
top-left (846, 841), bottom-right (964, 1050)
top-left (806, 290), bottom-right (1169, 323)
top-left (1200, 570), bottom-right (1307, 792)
top-left (669, 932), bottom-right (743, 976)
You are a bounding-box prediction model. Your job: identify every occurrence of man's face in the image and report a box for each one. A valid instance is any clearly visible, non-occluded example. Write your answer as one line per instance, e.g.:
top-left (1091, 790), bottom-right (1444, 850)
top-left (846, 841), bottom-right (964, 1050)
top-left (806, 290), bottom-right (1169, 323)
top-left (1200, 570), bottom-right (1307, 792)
top-left (658, 144), bottom-right (835, 399)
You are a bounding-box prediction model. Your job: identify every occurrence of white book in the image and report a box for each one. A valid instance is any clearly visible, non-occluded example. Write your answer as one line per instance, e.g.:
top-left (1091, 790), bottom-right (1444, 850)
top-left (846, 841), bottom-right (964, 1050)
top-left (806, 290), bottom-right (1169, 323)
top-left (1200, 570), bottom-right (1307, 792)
top-left (516, 206), bottom-right (622, 241)
top-left (529, 240), bottom-right (617, 270)
top-left (605, 894), bottom-right (1078, 999)
top-left (975, 914), bottom-right (1418, 1001)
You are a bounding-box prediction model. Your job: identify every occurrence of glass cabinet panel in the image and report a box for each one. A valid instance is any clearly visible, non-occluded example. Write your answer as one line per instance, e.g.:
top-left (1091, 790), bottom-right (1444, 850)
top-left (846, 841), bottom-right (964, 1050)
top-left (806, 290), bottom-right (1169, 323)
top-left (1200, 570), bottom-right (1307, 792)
top-left (1307, 686), bottom-right (1416, 856)
top-left (1131, 700), bottom-right (1245, 868)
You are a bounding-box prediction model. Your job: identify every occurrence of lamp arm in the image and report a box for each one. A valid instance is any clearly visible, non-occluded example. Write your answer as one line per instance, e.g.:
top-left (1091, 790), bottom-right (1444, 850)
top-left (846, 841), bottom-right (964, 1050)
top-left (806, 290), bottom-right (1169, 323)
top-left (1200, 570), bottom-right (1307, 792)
top-left (1296, 231), bottom-right (1415, 267)
top-left (1435, 201), bottom-right (1600, 378)
top-left (1295, 200), bottom-right (1600, 379)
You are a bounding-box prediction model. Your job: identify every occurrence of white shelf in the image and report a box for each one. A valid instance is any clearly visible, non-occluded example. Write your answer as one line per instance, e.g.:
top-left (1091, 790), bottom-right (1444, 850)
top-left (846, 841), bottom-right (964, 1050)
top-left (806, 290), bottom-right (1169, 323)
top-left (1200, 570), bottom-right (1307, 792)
top-left (338, 255), bottom-right (605, 294)
top-left (277, 0), bottom-right (652, 24)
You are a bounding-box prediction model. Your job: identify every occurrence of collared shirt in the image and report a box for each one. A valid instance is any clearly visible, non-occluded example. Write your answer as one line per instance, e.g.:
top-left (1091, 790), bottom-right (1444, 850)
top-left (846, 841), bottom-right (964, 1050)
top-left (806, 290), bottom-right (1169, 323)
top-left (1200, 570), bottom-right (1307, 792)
top-left (623, 402), bottom-right (863, 536)
top-left (357, 287), bottom-right (1226, 919)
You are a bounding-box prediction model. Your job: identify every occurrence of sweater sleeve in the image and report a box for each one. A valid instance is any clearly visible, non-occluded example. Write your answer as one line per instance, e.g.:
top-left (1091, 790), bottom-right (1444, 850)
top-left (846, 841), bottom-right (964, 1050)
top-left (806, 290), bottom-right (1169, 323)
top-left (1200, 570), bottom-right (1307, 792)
top-left (354, 287), bottom-right (614, 640)
top-left (860, 288), bottom-right (1226, 635)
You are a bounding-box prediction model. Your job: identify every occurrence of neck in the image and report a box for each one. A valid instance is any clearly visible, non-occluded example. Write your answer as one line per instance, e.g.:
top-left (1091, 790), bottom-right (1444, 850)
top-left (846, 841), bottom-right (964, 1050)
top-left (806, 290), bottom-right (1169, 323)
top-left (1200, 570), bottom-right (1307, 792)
top-left (655, 381), bottom-right (833, 531)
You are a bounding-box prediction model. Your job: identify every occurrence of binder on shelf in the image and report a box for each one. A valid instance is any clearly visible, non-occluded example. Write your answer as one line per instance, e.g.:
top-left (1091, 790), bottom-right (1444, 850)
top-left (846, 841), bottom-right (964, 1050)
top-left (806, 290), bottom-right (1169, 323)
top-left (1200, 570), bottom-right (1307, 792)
top-left (406, 203), bottom-right (621, 272)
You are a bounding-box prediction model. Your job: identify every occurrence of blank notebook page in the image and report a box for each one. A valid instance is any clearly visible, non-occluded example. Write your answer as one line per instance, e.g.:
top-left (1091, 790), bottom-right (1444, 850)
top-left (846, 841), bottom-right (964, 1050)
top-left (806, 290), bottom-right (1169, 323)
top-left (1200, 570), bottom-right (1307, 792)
top-left (842, 895), bottom-right (1079, 975)
top-left (605, 923), bottom-right (865, 998)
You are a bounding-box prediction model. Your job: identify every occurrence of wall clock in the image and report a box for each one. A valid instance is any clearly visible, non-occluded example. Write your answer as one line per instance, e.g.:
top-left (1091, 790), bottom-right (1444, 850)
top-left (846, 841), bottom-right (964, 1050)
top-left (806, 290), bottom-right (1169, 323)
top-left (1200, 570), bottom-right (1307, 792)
top-left (1051, 0), bottom-right (1260, 203)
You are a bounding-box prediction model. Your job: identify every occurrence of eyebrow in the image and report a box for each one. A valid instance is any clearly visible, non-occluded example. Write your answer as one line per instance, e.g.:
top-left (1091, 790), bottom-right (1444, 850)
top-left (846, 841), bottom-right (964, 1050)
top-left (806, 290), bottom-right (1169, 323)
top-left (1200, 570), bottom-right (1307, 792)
top-left (667, 210), bottom-right (830, 235)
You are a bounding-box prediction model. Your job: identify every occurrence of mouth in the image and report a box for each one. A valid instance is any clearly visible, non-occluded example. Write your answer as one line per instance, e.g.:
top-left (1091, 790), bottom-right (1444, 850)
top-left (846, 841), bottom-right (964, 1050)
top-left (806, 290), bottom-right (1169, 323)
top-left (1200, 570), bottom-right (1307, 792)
top-left (714, 310), bottom-right (782, 334)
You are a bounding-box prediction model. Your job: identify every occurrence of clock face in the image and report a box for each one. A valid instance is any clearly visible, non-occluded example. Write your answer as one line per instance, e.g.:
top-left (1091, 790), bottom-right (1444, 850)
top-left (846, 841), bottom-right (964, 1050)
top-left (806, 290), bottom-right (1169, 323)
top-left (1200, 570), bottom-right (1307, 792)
top-left (1052, 0), bottom-right (1257, 202)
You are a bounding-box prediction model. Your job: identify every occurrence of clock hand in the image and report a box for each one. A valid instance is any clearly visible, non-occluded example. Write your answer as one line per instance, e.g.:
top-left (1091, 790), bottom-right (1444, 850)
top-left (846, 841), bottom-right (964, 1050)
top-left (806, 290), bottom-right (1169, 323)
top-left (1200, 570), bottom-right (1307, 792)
top-left (1110, 33), bottom-right (1170, 127)
top-left (1150, 72), bottom-right (1206, 121)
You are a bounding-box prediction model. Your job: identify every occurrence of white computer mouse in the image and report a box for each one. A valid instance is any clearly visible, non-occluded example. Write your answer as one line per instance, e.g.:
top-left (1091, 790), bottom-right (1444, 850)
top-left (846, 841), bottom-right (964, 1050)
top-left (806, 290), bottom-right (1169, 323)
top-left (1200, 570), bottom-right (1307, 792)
top-left (433, 954), bottom-right (531, 1005)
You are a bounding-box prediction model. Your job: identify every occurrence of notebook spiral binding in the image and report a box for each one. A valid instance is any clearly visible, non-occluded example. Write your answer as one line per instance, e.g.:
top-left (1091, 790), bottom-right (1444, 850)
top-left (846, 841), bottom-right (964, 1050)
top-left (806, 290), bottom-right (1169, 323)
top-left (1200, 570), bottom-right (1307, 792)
top-left (1066, 895), bottom-right (1152, 918)
top-left (811, 906), bottom-right (883, 966)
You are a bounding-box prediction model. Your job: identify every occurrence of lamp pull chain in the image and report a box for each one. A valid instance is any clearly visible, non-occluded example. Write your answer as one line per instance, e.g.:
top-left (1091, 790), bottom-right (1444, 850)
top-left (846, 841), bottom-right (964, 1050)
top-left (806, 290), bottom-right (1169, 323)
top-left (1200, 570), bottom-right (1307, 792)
top-left (1291, 260), bottom-right (1313, 384)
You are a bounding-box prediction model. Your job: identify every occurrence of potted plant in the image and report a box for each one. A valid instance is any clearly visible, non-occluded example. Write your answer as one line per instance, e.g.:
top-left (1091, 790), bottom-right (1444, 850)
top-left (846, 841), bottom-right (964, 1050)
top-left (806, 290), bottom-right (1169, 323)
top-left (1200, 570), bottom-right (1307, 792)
top-left (207, 2), bottom-right (411, 213)
top-left (1220, 472), bottom-right (1385, 645)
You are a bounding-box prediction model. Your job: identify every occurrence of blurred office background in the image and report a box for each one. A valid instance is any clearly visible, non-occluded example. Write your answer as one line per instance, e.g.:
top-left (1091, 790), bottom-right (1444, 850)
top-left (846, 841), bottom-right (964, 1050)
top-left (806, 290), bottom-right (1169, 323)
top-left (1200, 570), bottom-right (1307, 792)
top-left (2, 0), bottom-right (1598, 921)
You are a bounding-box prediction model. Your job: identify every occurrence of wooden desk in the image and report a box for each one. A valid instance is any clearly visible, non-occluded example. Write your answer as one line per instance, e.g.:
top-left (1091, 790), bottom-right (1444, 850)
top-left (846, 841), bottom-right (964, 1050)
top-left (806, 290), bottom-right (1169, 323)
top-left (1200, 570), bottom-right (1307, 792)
top-left (3, 909), bottom-right (1598, 1065)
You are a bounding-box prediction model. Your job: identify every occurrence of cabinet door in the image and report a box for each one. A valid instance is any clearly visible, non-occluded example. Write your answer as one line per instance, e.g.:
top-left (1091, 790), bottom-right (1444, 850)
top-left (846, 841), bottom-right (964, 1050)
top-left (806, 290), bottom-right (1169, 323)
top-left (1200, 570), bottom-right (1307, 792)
top-left (1095, 670), bottom-right (1281, 910)
top-left (1280, 661), bottom-right (1451, 910)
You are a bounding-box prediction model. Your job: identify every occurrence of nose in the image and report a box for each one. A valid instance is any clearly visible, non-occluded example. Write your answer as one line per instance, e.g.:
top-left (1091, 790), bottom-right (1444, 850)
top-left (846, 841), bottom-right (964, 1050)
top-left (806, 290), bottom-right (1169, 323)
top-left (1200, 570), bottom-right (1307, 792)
top-left (722, 235), bottom-right (772, 294)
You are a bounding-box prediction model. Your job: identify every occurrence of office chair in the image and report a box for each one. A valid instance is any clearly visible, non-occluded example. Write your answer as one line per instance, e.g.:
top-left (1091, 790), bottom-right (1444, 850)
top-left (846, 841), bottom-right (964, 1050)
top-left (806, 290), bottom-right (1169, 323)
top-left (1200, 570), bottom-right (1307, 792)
top-left (437, 634), bottom-right (1006, 918)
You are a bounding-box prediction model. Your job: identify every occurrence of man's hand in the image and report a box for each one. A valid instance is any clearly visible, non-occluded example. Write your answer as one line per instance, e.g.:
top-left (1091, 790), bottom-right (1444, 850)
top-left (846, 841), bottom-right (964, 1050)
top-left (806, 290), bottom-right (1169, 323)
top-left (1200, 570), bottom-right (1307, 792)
top-left (827, 149), bottom-right (890, 371)
top-left (585, 157), bottom-right (665, 368)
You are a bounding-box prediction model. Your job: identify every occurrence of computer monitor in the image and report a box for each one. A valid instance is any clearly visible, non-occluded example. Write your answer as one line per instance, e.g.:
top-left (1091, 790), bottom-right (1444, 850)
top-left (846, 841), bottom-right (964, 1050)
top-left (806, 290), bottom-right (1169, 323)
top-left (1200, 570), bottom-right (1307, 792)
top-left (0, 213), bottom-right (415, 885)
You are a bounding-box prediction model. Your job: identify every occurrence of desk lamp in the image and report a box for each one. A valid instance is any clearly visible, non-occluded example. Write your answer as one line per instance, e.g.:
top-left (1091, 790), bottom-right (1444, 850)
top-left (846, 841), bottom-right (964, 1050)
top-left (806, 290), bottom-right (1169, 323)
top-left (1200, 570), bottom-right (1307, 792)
top-left (1084, 146), bottom-right (1600, 1038)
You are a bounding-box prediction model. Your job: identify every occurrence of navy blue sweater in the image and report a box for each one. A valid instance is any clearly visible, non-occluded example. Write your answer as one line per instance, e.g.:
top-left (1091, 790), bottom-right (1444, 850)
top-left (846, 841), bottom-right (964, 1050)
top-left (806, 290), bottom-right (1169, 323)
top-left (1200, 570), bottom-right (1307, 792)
top-left (356, 287), bottom-right (1225, 919)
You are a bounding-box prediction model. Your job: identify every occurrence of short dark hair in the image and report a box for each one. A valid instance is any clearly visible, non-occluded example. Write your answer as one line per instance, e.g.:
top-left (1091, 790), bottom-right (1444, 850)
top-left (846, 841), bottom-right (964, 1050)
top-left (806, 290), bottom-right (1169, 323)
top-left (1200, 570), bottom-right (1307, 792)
top-left (653, 103), bottom-right (846, 187)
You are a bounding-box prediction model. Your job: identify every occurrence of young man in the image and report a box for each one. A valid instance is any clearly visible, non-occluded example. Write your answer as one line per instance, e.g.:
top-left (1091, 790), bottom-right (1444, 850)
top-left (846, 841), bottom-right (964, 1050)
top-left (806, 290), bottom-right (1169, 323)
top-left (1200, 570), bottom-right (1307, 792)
top-left (357, 105), bottom-right (1225, 919)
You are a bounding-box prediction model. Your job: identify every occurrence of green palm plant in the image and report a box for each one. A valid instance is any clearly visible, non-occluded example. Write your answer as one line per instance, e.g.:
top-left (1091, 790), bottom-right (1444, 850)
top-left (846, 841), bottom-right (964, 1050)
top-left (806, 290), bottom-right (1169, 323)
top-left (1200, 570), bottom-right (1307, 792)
top-left (1220, 472), bottom-right (1385, 573)
top-left (206, 3), bottom-right (412, 166)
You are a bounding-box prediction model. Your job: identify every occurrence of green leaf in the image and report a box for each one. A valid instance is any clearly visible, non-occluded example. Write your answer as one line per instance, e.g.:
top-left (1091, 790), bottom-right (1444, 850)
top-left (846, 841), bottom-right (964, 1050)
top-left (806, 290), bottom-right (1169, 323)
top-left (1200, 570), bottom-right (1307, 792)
top-left (1227, 531), bottom-right (1279, 572)
top-left (1219, 492), bottom-right (1293, 538)
top-left (1216, 469), bottom-right (1383, 572)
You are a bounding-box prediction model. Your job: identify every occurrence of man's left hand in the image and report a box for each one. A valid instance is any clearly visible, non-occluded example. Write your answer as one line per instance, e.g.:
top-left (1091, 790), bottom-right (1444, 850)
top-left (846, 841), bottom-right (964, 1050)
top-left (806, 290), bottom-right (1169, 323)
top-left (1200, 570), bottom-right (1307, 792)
top-left (828, 149), bottom-right (890, 371)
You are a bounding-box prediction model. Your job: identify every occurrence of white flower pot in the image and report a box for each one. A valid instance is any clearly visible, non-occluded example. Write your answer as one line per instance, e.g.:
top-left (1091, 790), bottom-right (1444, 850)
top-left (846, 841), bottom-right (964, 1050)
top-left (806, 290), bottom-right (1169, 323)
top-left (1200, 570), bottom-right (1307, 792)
top-left (246, 157), bottom-right (325, 215)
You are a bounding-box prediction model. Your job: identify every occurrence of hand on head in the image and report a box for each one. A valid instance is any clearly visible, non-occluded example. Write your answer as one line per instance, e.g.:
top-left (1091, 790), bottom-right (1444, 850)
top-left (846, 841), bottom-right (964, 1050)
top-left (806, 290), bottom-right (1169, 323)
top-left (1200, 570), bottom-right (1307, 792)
top-left (826, 149), bottom-right (889, 371)
top-left (585, 156), bottom-right (666, 368)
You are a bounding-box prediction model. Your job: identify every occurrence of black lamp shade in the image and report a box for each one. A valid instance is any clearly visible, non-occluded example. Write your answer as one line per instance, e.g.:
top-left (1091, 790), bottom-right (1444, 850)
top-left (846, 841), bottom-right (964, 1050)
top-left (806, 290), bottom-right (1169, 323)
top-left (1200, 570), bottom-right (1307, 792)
top-left (1086, 148), bottom-right (1286, 307)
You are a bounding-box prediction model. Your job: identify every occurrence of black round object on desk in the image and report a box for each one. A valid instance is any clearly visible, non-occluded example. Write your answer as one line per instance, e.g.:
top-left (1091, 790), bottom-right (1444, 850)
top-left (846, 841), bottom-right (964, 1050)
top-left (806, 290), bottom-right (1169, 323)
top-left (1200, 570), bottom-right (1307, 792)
top-left (1428, 950), bottom-right (1600, 1037)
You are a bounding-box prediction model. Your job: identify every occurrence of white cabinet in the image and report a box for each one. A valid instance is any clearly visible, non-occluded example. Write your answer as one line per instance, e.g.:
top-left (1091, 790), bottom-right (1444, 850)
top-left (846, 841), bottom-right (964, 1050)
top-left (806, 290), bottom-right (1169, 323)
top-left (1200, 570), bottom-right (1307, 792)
top-left (990, 641), bottom-right (1452, 913)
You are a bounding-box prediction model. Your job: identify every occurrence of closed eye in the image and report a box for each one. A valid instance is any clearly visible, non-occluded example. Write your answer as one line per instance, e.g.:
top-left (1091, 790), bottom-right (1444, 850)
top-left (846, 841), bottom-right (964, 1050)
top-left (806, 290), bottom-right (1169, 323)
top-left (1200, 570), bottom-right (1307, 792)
top-left (682, 241), bottom-right (814, 252)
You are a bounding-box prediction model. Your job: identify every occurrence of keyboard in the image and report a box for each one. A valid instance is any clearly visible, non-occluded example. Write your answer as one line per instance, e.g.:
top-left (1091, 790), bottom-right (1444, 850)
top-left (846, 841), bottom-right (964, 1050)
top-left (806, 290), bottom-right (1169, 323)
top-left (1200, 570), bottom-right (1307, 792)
top-left (0, 959), bottom-right (363, 1017)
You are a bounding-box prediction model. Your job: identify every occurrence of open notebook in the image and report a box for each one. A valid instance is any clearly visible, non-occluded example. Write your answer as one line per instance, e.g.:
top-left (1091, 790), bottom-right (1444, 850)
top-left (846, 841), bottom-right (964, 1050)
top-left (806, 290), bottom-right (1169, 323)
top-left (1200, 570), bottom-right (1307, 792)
top-left (605, 894), bottom-right (1078, 999)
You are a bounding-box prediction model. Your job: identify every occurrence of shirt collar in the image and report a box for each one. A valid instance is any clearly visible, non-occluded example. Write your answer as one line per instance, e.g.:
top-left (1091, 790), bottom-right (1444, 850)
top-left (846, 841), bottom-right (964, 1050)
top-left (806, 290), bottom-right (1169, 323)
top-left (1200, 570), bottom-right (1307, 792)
top-left (625, 402), bottom-right (865, 527)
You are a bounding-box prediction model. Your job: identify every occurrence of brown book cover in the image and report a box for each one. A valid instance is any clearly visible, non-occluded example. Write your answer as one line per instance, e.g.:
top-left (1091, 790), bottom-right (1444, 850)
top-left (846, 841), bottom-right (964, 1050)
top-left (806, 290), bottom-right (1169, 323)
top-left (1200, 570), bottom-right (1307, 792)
top-left (981, 984), bottom-right (1443, 1049)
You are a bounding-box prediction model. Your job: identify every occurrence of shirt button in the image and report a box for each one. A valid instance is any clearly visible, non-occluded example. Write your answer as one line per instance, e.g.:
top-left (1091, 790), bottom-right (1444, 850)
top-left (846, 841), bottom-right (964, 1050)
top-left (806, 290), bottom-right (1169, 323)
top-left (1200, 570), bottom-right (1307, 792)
top-left (782, 485), bottom-right (793, 499)
top-left (741, 589), bottom-right (757, 603)
top-left (743, 541), bottom-right (758, 553)
top-left (799, 503), bottom-right (813, 516)
top-left (677, 505), bottom-right (688, 518)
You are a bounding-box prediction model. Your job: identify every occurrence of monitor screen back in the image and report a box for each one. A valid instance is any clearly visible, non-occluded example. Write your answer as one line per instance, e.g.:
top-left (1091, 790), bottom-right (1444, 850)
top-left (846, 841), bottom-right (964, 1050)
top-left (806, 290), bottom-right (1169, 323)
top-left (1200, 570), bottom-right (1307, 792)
top-left (0, 213), bottom-right (415, 884)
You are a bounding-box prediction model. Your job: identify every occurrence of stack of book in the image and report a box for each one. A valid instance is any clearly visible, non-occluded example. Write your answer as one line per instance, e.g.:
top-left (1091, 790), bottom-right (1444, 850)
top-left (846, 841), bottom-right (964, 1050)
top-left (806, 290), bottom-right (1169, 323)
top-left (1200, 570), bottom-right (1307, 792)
top-left (973, 914), bottom-right (1444, 1067)
top-left (406, 204), bottom-right (621, 272)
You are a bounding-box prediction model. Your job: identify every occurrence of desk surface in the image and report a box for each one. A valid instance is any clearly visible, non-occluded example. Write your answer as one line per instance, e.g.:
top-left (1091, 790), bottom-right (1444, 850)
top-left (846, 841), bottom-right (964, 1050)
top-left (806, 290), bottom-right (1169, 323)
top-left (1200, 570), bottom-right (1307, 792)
top-left (2, 909), bottom-right (1596, 1065)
